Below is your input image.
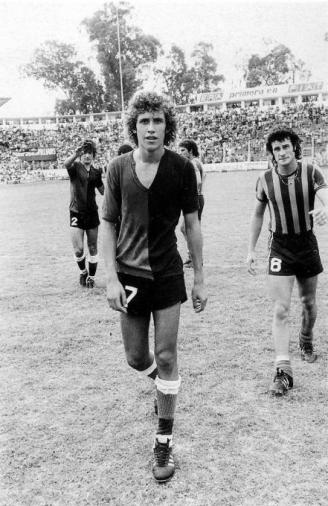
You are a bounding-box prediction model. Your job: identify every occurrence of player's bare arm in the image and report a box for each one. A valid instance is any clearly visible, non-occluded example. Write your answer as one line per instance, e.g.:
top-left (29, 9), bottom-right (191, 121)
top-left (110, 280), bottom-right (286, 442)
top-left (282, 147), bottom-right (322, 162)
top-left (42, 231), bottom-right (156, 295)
top-left (102, 220), bottom-right (127, 313)
top-left (247, 199), bottom-right (267, 275)
top-left (309, 187), bottom-right (328, 226)
top-left (98, 183), bottom-right (105, 196)
top-left (184, 211), bottom-right (207, 312)
top-left (64, 145), bottom-right (83, 168)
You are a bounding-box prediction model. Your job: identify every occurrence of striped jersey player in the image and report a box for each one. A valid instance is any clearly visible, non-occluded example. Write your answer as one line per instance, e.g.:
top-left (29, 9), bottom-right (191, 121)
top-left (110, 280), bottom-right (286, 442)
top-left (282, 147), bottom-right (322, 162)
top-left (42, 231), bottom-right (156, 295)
top-left (256, 160), bottom-right (326, 235)
top-left (247, 127), bottom-right (328, 397)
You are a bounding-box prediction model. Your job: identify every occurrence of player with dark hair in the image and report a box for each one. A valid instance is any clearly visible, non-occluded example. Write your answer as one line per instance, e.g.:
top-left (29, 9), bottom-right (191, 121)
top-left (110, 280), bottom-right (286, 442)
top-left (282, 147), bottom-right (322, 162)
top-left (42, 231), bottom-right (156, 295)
top-left (266, 127), bottom-right (302, 161)
top-left (179, 139), bottom-right (206, 267)
top-left (247, 127), bottom-right (328, 396)
top-left (64, 139), bottom-right (104, 288)
top-left (117, 143), bottom-right (133, 156)
top-left (102, 90), bottom-right (207, 483)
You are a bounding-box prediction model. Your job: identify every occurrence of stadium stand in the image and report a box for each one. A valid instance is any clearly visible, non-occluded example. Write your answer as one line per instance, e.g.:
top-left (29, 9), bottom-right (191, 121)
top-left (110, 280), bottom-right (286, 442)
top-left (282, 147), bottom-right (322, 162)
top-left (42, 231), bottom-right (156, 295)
top-left (1, 102), bottom-right (328, 183)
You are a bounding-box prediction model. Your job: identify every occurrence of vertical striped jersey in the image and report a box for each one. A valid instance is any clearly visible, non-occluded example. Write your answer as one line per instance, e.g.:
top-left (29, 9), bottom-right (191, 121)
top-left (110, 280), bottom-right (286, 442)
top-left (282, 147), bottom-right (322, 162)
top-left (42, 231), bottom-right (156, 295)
top-left (256, 161), bottom-right (327, 235)
top-left (102, 149), bottom-right (198, 279)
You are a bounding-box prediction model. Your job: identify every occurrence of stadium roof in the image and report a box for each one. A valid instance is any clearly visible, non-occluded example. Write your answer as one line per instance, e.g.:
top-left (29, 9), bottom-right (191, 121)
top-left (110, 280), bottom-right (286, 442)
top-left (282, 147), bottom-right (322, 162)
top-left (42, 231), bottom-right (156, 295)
top-left (0, 98), bottom-right (10, 108)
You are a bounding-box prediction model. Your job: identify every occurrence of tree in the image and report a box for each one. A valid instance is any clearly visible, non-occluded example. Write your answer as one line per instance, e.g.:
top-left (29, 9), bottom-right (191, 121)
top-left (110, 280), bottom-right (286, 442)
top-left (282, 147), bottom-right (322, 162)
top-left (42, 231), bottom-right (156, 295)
top-left (82, 1), bottom-right (161, 110)
top-left (21, 41), bottom-right (104, 114)
top-left (244, 55), bottom-right (262, 87)
top-left (286, 56), bottom-right (311, 83)
top-left (190, 42), bottom-right (224, 92)
top-left (156, 45), bottom-right (195, 105)
top-left (244, 44), bottom-right (310, 87)
top-left (152, 42), bottom-right (225, 105)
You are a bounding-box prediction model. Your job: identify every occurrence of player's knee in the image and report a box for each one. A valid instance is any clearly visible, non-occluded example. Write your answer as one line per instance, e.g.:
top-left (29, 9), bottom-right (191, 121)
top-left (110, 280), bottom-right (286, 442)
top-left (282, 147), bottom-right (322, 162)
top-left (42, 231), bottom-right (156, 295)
top-left (88, 244), bottom-right (98, 256)
top-left (273, 301), bottom-right (289, 321)
top-left (126, 353), bottom-right (148, 371)
top-left (300, 295), bottom-right (316, 313)
top-left (74, 248), bottom-right (84, 259)
top-left (155, 348), bottom-right (176, 372)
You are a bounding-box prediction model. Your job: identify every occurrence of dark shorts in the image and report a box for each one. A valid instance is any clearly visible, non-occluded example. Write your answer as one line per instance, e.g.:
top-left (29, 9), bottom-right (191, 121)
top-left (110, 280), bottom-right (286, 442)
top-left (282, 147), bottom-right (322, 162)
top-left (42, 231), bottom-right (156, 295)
top-left (117, 272), bottom-right (187, 316)
top-left (198, 195), bottom-right (205, 221)
top-left (268, 231), bottom-right (323, 278)
top-left (70, 210), bottom-right (100, 230)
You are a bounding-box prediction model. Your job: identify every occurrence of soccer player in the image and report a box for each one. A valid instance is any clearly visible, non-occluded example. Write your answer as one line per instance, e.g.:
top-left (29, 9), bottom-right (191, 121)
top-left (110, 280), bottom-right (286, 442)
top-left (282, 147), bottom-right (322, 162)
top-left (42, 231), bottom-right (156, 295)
top-left (102, 91), bottom-right (207, 482)
top-left (64, 139), bottom-right (104, 288)
top-left (247, 127), bottom-right (328, 396)
top-left (117, 143), bottom-right (133, 155)
top-left (178, 139), bottom-right (206, 268)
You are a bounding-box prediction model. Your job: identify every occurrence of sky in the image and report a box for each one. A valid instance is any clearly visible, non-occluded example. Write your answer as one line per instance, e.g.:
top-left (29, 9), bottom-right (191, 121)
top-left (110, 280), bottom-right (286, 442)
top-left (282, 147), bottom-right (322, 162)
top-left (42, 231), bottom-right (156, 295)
top-left (0, 0), bottom-right (327, 117)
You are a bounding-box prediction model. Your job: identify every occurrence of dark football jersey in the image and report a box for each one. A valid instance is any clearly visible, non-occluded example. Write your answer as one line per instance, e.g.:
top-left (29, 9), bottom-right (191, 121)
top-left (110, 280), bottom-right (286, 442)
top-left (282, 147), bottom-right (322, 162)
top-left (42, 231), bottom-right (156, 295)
top-left (256, 161), bottom-right (327, 235)
top-left (102, 149), bottom-right (198, 279)
top-left (67, 161), bottom-right (103, 213)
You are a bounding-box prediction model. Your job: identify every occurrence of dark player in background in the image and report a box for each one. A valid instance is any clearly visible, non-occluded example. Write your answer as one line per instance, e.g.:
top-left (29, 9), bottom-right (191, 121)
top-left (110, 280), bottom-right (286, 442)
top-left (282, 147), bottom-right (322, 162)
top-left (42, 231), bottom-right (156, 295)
top-left (247, 127), bottom-right (328, 396)
top-left (64, 140), bottom-right (104, 288)
top-left (178, 139), bottom-right (206, 267)
top-left (117, 143), bottom-right (133, 155)
top-left (102, 91), bottom-right (207, 483)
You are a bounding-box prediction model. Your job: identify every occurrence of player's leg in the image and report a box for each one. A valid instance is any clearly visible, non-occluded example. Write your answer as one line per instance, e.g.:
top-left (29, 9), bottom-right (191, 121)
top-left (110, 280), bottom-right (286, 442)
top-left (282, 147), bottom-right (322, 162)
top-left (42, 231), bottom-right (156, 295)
top-left (120, 311), bottom-right (156, 374)
top-left (297, 275), bottom-right (318, 362)
top-left (70, 225), bottom-right (87, 286)
top-left (152, 303), bottom-right (181, 482)
top-left (85, 226), bottom-right (99, 288)
top-left (267, 275), bottom-right (295, 395)
top-left (119, 274), bottom-right (158, 378)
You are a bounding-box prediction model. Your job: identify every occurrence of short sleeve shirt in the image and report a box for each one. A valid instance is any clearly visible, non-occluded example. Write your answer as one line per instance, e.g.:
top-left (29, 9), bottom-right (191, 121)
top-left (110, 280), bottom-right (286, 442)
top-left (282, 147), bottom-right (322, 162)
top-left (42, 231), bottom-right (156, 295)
top-left (67, 161), bottom-right (103, 213)
top-left (102, 148), bottom-right (198, 279)
top-left (255, 161), bottom-right (328, 235)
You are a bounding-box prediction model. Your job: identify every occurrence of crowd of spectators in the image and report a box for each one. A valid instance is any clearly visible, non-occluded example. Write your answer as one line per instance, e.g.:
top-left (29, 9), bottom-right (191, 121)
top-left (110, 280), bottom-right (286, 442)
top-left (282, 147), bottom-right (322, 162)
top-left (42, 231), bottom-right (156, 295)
top-left (178, 102), bottom-right (328, 163)
top-left (1, 102), bottom-right (328, 183)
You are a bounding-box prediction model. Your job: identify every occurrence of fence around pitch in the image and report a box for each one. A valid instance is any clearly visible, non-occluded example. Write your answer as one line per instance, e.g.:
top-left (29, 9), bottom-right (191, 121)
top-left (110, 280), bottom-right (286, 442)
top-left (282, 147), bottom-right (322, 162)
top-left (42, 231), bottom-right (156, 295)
top-left (203, 161), bottom-right (267, 172)
top-left (203, 158), bottom-right (327, 173)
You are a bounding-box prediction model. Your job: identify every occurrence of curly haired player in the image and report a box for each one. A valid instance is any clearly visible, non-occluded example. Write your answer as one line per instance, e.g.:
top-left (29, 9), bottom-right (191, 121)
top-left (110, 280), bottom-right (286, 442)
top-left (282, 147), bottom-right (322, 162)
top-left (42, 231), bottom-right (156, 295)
top-left (102, 91), bottom-right (207, 482)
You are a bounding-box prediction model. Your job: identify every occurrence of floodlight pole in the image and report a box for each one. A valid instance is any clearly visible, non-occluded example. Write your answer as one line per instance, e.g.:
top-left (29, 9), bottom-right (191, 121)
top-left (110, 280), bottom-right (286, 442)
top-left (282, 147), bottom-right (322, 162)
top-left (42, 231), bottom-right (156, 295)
top-left (116, 5), bottom-right (125, 119)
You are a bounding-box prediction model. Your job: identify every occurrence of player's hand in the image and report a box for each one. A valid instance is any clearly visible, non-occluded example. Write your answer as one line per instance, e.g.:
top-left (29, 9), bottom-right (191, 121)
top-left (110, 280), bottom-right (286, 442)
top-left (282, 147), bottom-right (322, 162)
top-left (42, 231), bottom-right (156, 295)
top-left (75, 145), bottom-right (84, 157)
top-left (246, 251), bottom-right (256, 275)
top-left (106, 280), bottom-right (127, 313)
top-left (191, 282), bottom-right (207, 313)
top-left (309, 208), bottom-right (328, 226)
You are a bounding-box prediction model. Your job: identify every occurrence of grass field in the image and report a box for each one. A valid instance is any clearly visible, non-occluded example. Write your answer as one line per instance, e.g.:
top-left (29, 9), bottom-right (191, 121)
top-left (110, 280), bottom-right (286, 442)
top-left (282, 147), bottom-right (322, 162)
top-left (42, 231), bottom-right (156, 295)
top-left (1, 171), bottom-right (328, 506)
